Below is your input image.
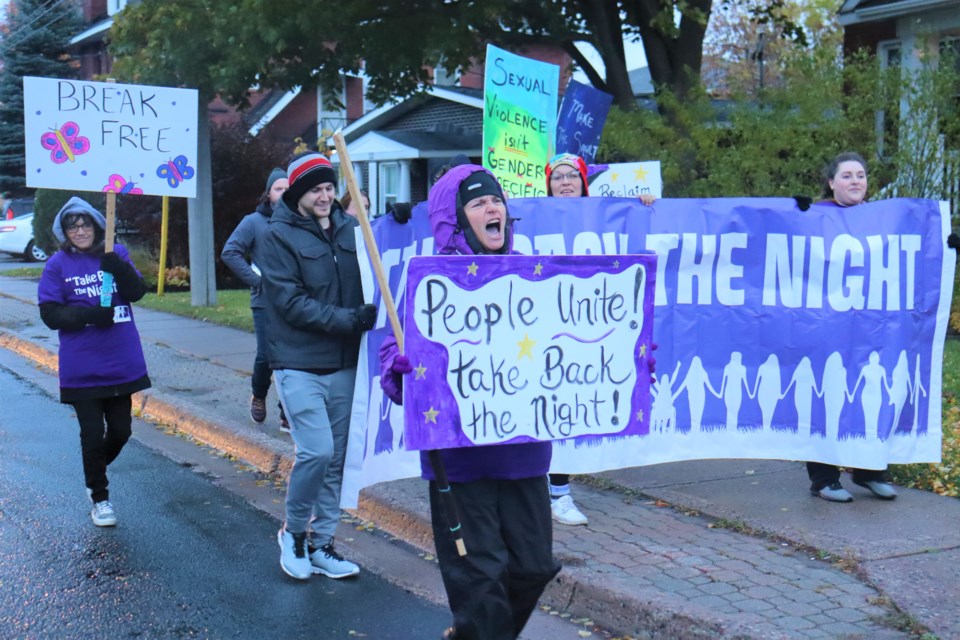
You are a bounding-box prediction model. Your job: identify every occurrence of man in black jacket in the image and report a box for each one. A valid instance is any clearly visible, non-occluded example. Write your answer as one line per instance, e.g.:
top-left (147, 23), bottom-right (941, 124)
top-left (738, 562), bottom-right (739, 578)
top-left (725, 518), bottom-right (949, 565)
top-left (259, 151), bottom-right (378, 581)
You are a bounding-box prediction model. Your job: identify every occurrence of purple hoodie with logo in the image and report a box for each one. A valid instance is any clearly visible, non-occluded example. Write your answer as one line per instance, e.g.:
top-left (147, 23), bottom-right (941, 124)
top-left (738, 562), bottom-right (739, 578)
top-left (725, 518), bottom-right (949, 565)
top-left (379, 164), bottom-right (552, 482)
top-left (38, 242), bottom-right (148, 393)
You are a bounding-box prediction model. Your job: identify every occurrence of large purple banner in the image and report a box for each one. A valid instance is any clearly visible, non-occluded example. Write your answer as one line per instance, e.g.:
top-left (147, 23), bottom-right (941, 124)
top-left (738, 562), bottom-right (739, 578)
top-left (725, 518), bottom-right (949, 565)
top-left (341, 197), bottom-right (953, 507)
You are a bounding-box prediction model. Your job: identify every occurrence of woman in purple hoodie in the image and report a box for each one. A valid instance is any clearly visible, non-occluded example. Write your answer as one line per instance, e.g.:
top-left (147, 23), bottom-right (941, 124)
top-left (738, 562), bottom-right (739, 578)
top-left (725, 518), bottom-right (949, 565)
top-left (380, 165), bottom-right (560, 640)
top-left (38, 197), bottom-right (151, 527)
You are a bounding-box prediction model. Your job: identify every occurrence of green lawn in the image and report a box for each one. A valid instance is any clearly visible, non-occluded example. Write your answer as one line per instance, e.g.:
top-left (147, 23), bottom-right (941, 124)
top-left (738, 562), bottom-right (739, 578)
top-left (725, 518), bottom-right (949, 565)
top-left (133, 288), bottom-right (960, 497)
top-left (137, 289), bottom-right (254, 332)
top-left (1, 267), bottom-right (44, 277)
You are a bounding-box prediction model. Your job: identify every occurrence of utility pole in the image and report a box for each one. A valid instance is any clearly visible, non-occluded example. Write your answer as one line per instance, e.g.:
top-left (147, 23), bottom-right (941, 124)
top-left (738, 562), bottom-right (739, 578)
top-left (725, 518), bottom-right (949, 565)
top-left (188, 101), bottom-right (217, 306)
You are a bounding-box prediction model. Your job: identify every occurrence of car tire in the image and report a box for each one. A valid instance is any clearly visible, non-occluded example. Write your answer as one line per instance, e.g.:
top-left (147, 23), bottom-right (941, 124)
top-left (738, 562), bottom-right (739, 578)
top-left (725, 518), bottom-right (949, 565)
top-left (26, 240), bottom-right (48, 262)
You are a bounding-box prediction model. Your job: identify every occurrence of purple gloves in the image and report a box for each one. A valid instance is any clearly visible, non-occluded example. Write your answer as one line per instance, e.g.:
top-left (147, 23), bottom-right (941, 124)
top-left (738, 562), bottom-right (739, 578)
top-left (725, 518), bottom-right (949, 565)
top-left (382, 354), bottom-right (413, 405)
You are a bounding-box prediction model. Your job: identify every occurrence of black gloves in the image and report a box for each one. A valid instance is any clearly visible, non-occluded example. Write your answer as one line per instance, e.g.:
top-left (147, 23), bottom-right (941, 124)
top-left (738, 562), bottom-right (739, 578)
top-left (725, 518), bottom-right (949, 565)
top-left (100, 251), bottom-right (127, 275)
top-left (100, 251), bottom-right (147, 302)
top-left (948, 233), bottom-right (960, 252)
top-left (40, 303), bottom-right (112, 330)
top-left (85, 306), bottom-right (116, 328)
top-left (793, 196), bottom-right (812, 212)
top-left (356, 304), bottom-right (378, 331)
top-left (387, 202), bottom-right (413, 224)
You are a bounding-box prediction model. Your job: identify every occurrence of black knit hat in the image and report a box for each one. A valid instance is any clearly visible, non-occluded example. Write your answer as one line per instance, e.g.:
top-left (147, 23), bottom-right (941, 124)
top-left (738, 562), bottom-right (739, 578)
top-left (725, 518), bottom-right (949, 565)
top-left (283, 152), bottom-right (337, 209)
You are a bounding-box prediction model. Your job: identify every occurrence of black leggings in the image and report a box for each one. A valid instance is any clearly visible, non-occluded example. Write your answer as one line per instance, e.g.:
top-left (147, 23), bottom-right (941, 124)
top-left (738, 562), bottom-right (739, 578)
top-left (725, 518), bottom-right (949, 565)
top-left (73, 395), bottom-right (133, 503)
top-left (806, 462), bottom-right (887, 491)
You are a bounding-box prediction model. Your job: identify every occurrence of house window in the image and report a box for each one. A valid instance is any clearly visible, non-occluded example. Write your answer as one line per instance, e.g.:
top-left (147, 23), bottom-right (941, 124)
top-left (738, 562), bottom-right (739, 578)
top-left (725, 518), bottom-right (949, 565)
top-left (380, 163), bottom-right (400, 210)
top-left (108, 0), bottom-right (128, 16)
top-left (876, 40), bottom-right (903, 158)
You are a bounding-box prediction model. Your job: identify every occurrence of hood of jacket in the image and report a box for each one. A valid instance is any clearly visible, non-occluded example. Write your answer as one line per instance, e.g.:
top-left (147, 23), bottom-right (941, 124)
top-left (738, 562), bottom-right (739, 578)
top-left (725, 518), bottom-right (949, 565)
top-left (52, 197), bottom-right (107, 243)
top-left (428, 164), bottom-right (513, 255)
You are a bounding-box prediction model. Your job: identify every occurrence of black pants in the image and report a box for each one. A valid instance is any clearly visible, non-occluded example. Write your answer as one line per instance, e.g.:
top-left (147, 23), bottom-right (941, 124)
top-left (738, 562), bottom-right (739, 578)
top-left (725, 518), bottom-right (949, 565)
top-left (73, 396), bottom-right (133, 503)
top-left (806, 462), bottom-right (887, 491)
top-left (430, 477), bottom-right (561, 640)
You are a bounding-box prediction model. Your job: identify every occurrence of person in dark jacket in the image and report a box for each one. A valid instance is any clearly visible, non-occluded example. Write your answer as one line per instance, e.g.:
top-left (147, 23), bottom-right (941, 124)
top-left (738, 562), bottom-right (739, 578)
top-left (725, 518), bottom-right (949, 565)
top-left (380, 165), bottom-right (561, 640)
top-left (37, 197), bottom-right (151, 527)
top-left (258, 152), bottom-right (378, 580)
top-left (804, 151), bottom-right (897, 503)
top-left (221, 168), bottom-right (290, 430)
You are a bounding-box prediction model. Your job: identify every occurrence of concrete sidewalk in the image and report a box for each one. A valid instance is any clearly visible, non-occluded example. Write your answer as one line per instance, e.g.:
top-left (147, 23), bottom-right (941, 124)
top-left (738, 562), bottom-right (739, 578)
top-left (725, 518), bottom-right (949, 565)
top-left (2, 275), bottom-right (957, 640)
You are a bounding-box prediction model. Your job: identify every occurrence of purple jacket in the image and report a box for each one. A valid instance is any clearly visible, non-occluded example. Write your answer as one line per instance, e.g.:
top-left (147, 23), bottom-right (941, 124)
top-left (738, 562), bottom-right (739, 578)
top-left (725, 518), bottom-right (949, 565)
top-left (379, 164), bottom-right (552, 482)
top-left (38, 244), bottom-right (148, 392)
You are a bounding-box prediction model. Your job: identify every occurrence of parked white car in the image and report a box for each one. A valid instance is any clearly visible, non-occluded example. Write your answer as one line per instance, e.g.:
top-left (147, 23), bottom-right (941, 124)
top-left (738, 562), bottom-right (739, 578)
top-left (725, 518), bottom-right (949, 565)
top-left (0, 214), bottom-right (48, 262)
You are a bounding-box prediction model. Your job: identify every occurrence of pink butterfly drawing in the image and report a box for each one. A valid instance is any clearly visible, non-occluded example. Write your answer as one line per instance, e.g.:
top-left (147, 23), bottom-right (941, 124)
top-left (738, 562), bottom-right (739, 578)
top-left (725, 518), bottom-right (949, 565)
top-left (40, 122), bottom-right (91, 164)
top-left (157, 155), bottom-right (196, 188)
top-left (102, 174), bottom-right (144, 195)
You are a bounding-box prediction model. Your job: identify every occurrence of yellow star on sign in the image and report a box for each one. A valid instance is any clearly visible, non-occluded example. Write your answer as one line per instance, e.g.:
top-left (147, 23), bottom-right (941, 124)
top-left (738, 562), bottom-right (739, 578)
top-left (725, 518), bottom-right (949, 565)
top-left (634, 166), bottom-right (649, 182)
top-left (635, 409), bottom-right (644, 421)
top-left (639, 343), bottom-right (647, 357)
top-left (424, 407), bottom-right (440, 424)
top-left (467, 261), bottom-right (479, 276)
top-left (534, 261), bottom-right (543, 276)
top-left (610, 172), bottom-right (620, 182)
top-left (517, 333), bottom-right (536, 361)
top-left (415, 363), bottom-right (427, 380)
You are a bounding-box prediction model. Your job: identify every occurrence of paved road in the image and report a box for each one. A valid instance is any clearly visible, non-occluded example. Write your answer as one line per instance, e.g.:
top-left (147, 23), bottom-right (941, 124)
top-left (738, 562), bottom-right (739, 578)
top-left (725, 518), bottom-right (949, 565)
top-left (0, 351), bottom-right (454, 640)
top-left (0, 254), bottom-right (39, 272)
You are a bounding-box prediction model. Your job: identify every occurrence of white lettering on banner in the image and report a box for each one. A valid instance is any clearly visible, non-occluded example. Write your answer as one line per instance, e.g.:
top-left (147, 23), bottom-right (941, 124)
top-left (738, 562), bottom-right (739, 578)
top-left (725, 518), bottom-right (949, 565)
top-left (763, 233), bottom-right (921, 311)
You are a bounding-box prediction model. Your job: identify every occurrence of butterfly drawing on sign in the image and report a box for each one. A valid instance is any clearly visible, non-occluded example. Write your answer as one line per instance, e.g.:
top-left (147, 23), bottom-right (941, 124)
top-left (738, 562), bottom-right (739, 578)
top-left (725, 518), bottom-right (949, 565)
top-left (157, 155), bottom-right (196, 188)
top-left (40, 122), bottom-right (91, 164)
top-left (102, 174), bottom-right (144, 195)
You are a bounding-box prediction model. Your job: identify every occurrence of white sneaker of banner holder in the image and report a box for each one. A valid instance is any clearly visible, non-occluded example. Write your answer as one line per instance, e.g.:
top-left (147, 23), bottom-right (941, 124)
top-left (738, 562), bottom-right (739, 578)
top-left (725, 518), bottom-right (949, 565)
top-left (551, 495), bottom-right (589, 525)
top-left (813, 483), bottom-right (854, 503)
top-left (853, 479), bottom-right (897, 500)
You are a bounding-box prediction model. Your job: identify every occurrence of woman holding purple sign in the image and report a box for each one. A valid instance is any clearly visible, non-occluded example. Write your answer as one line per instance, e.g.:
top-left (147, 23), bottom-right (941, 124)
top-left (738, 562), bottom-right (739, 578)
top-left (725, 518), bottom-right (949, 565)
top-left (38, 197), bottom-right (151, 527)
top-left (804, 152), bottom-right (897, 503)
top-left (380, 165), bottom-right (560, 640)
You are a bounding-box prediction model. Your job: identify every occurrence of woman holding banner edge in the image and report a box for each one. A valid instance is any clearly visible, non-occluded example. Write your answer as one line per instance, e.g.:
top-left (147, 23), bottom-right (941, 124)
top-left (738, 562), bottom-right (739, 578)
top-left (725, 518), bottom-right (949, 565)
top-left (380, 165), bottom-right (561, 640)
top-left (804, 151), bottom-right (898, 503)
top-left (543, 152), bottom-right (657, 525)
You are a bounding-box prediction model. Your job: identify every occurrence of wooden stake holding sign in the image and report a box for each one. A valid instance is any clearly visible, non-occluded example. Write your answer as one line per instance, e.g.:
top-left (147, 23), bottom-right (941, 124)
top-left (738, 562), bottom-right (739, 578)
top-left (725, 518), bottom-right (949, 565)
top-left (332, 131), bottom-right (467, 557)
top-left (99, 78), bottom-right (117, 308)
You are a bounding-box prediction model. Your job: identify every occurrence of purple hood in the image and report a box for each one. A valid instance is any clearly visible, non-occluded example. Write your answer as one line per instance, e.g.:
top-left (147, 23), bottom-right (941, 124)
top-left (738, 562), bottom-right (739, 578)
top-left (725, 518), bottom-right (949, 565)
top-left (428, 164), bottom-right (513, 255)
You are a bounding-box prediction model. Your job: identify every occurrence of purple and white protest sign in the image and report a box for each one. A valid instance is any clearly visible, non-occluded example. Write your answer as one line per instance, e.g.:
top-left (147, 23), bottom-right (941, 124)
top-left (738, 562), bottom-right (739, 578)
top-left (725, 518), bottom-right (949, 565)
top-left (402, 254), bottom-right (656, 451)
top-left (340, 196), bottom-right (953, 508)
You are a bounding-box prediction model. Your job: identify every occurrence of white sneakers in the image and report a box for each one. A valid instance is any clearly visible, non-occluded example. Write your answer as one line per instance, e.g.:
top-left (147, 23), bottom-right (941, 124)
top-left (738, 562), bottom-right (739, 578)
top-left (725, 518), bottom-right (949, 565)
top-left (308, 541), bottom-right (360, 578)
top-left (91, 500), bottom-right (117, 527)
top-left (551, 494), bottom-right (588, 526)
top-left (279, 527), bottom-right (360, 580)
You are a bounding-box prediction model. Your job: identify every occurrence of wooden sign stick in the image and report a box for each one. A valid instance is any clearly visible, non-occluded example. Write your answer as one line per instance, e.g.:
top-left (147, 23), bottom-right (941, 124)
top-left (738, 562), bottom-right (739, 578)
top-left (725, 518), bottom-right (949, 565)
top-left (332, 131), bottom-right (467, 557)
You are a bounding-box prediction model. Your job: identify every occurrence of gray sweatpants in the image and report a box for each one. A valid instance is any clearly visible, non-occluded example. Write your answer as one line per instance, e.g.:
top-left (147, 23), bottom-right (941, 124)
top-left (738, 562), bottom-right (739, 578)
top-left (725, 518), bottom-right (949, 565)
top-left (274, 367), bottom-right (355, 542)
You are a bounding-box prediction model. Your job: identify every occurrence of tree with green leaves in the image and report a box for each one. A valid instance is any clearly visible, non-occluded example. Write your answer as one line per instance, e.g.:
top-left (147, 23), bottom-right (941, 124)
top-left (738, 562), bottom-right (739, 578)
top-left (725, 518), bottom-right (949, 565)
top-left (108, 0), bottom-right (725, 113)
top-left (0, 0), bottom-right (80, 196)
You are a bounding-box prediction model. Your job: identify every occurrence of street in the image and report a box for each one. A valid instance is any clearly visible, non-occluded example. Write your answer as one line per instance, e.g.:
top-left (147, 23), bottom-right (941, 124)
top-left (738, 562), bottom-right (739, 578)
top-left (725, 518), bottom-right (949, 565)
top-left (0, 350), bottom-right (453, 640)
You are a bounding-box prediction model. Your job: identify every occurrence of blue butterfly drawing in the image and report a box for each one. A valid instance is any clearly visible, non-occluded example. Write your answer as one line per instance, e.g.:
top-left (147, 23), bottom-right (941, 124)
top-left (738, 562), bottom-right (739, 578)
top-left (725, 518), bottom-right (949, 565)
top-left (157, 155), bottom-right (196, 188)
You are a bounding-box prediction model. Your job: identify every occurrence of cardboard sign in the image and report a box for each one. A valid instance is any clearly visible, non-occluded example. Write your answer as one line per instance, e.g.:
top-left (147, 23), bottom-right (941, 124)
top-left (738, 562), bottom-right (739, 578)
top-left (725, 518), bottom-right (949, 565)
top-left (588, 161), bottom-right (662, 198)
top-left (23, 76), bottom-right (199, 197)
top-left (482, 44), bottom-right (559, 199)
top-left (402, 254), bottom-right (657, 450)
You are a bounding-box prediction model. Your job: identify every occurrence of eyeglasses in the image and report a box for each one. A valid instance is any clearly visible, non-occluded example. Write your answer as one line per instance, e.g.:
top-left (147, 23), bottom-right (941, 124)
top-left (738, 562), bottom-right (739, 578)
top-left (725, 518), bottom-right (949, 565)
top-left (550, 171), bottom-right (579, 183)
top-left (65, 222), bottom-right (94, 234)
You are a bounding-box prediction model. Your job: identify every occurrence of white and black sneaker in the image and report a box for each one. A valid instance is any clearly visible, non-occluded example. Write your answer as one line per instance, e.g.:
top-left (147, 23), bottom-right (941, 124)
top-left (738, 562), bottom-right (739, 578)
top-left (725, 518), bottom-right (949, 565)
top-left (277, 527), bottom-right (312, 580)
top-left (308, 539), bottom-right (360, 579)
top-left (91, 500), bottom-right (117, 527)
